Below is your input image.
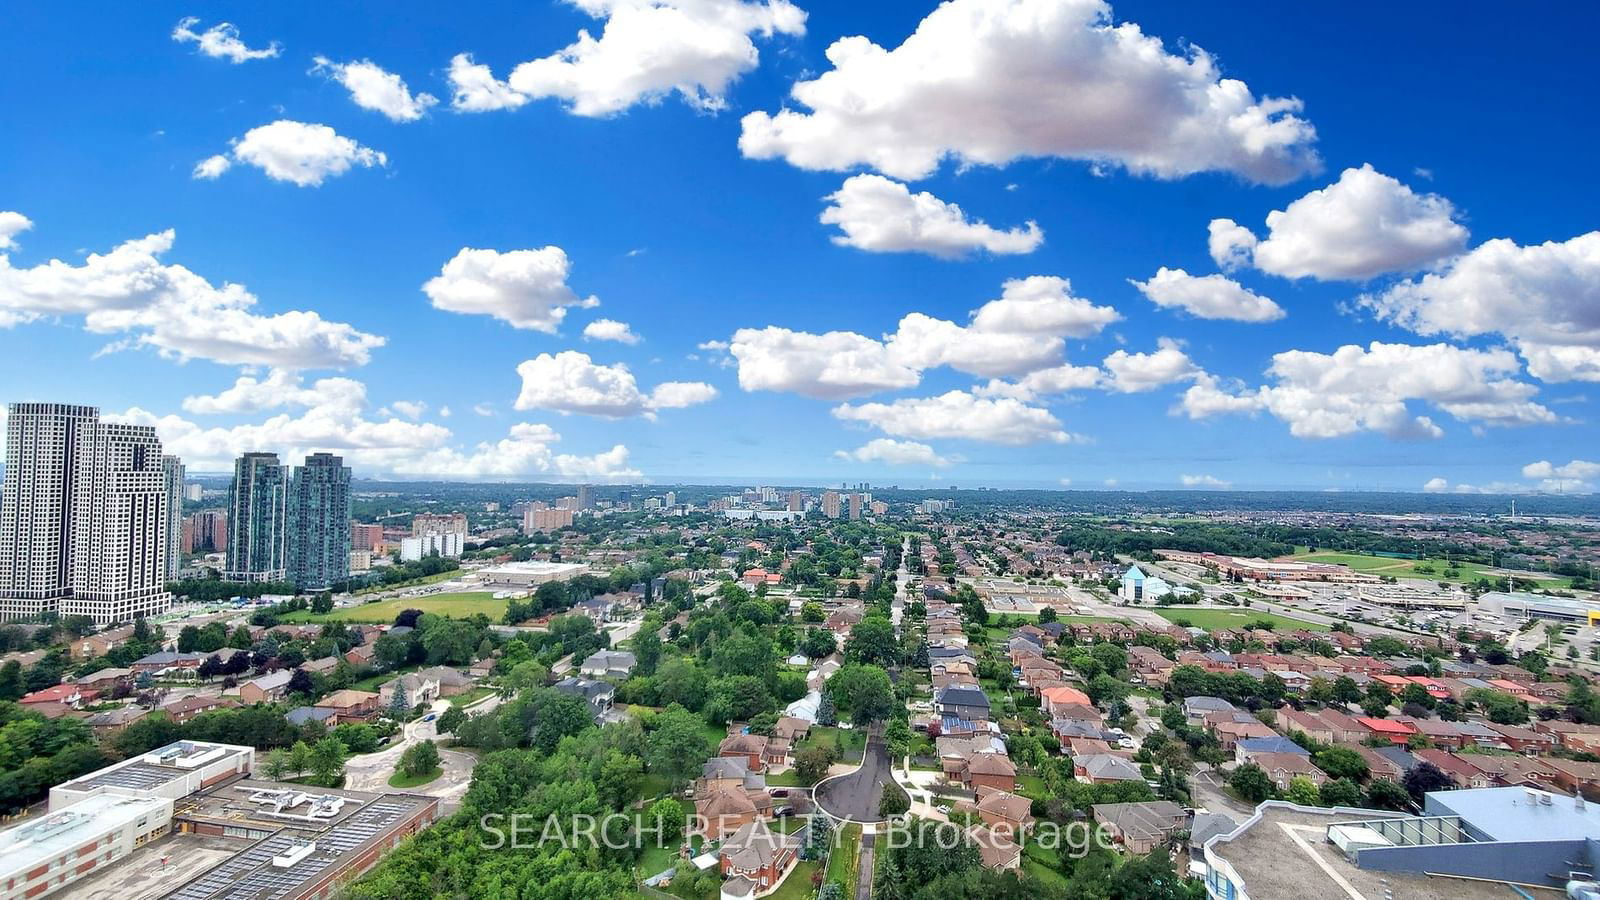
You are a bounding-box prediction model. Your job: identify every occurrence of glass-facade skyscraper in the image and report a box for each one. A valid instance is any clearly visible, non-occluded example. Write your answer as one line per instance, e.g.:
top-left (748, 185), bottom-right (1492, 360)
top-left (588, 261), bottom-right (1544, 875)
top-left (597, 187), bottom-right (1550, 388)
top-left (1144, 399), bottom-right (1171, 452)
top-left (286, 452), bottom-right (351, 592)
top-left (225, 452), bottom-right (287, 583)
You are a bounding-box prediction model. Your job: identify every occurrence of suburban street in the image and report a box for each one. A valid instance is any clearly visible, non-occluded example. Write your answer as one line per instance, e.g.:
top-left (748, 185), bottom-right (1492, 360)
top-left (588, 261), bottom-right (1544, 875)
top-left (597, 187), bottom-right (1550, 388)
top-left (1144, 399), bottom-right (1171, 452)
top-left (343, 693), bottom-right (500, 808)
top-left (813, 727), bottom-right (900, 823)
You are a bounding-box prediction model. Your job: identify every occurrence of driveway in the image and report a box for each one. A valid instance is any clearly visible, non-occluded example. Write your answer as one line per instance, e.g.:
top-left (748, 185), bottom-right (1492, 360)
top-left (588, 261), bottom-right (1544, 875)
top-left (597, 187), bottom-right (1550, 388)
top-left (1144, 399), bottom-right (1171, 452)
top-left (343, 693), bottom-right (498, 805)
top-left (813, 727), bottom-right (905, 823)
top-left (1189, 766), bottom-right (1256, 817)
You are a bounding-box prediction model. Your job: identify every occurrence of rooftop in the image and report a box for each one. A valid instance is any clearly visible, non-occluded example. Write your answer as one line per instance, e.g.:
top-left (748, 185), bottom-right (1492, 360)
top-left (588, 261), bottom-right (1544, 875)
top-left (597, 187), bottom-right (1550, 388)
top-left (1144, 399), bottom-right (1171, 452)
top-left (1428, 786), bottom-right (1600, 842)
top-left (0, 794), bottom-right (173, 878)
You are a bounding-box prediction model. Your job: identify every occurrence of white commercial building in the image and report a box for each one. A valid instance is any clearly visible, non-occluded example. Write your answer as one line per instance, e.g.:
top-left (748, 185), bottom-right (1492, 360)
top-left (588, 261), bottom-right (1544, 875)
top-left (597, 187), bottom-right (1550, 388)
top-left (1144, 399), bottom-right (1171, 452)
top-left (400, 531), bottom-right (463, 562)
top-left (478, 560), bottom-right (587, 587)
top-left (0, 403), bottom-right (98, 620)
top-left (0, 793), bottom-right (175, 900)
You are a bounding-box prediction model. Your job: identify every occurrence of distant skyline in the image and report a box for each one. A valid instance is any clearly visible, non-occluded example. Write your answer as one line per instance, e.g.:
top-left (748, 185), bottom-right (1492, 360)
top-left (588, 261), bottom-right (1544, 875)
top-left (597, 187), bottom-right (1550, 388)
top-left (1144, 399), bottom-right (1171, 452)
top-left (2, 1), bottom-right (1597, 494)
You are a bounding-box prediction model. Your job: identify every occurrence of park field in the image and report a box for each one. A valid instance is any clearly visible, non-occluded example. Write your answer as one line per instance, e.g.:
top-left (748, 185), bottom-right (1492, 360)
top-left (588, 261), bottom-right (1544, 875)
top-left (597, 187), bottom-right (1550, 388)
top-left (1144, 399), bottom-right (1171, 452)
top-left (283, 591), bottom-right (506, 624)
top-left (1288, 549), bottom-right (1570, 587)
top-left (1152, 607), bottom-right (1329, 632)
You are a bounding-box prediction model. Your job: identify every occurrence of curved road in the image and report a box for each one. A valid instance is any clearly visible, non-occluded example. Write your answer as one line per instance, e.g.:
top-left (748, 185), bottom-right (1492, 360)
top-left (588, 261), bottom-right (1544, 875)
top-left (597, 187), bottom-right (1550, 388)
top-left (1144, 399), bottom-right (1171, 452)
top-left (343, 693), bottom-right (499, 805)
top-left (812, 727), bottom-right (905, 823)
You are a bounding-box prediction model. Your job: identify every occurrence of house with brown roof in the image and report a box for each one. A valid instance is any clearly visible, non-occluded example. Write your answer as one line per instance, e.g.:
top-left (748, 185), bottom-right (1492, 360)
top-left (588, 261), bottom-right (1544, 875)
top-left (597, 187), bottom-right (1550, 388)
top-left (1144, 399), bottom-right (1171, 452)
top-left (975, 788), bottom-right (1033, 834)
top-left (315, 689), bottom-right (381, 723)
top-left (1486, 722), bottom-right (1558, 755)
top-left (1544, 758), bottom-right (1600, 799)
top-left (719, 733), bottom-right (770, 773)
top-left (967, 825), bottom-right (1021, 871)
top-left (1411, 749), bottom-right (1491, 788)
top-left (961, 752), bottom-right (1018, 792)
top-left (165, 695), bottom-right (239, 724)
top-left (720, 820), bottom-right (800, 893)
top-left (1251, 752), bottom-right (1327, 789)
top-left (1092, 800), bottom-right (1186, 854)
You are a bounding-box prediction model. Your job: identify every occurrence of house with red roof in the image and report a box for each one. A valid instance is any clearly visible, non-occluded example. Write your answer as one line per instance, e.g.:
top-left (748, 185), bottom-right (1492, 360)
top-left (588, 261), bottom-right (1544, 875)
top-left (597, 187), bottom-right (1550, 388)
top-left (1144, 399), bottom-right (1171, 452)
top-left (1356, 716), bottom-right (1416, 746)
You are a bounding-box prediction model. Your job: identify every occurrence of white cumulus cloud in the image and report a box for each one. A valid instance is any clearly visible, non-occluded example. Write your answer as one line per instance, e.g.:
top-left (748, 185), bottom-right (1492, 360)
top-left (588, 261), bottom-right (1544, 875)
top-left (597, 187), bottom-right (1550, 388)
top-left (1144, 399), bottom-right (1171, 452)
top-left (820, 174), bottom-right (1042, 258)
top-left (1130, 267), bottom-right (1284, 322)
top-left (313, 57), bottom-right (438, 122)
top-left (1180, 474), bottom-right (1231, 488)
top-left (1101, 338), bottom-right (1199, 392)
top-left (0, 223), bottom-right (383, 368)
top-left (739, 0), bottom-right (1319, 183)
top-left (0, 212), bottom-right (33, 250)
top-left (198, 120), bottom-right (387, 187)
top-left (458, 0), bottom-right (806, 117)
top-left (832, 390), bottom-right (1072, 445)
top-left (583, 318), bottom-right (641, 344)
top-left (1178, 341), bottom-right (1559, 439)
top-left (172, 17), bottom-right (280, 63)
top-left (1211, 164), bottom-right (1468, 281)
top-left (729, 326), bottom-right (920, 400)
top-left (423, 246), bottom-right (599, 332)
top-left (1362, 231), bottom-right (1600, 382)
top-left (513, 350), bottom-right (716, 418)
top-left (834, 438), bottom-right (955, 468)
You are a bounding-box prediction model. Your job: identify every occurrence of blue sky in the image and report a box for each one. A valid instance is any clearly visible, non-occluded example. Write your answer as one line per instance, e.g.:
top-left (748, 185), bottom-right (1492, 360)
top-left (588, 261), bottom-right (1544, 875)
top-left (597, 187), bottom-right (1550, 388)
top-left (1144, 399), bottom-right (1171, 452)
top-left (1, 0), bottom-right (1597, 491)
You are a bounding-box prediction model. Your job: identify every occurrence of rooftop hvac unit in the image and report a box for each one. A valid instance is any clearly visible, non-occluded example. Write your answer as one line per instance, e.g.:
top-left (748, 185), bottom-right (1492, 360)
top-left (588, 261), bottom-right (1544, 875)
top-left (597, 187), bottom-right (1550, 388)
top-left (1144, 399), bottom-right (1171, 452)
top-left (1327, 825), bottom-right (1392, 861)
top-left (271, 841), bottom-right (317, 868)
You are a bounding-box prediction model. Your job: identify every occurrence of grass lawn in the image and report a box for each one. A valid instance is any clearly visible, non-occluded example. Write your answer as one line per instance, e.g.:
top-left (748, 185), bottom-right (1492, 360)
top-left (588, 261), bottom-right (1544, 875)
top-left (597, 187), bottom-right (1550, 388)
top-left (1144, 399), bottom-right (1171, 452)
top-left (1288, 549), bottom-right (1570, 587)
top-left (350, 663), bottom-right (419, 693)
top-left (1015, 773), bottom-right (1048, 799)
top-left (636, 842), bottom-right (679, 879)
top-left (826, 823), bottom-right (861, 894)
top-left (769, 859), bottom-right (821, 900)
top-left (448, 686), bottom-right (497, 707)
top-left (799, 726), bottom-right (867, 762)
top-left (1152, 606), bottom-right (1328, 632)
top-left (387, 766), bottom-right (442, 788)
top-left (284, 591), bottom-right (506, 623)
top-left (766, 769), bottom-right (804, 787)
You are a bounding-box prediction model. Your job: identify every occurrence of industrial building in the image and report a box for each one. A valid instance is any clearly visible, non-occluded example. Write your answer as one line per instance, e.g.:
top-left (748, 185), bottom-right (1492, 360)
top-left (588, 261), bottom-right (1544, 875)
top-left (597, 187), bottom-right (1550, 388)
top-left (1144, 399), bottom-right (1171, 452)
top-left (1199, 787), bottom-right (1600, 899)
top-left (1476, 591), bottom-right (1600, 624)
top-left (477, 560), bottom-right (588, 587)
top-left (0, 740), bottom-right (435, 900)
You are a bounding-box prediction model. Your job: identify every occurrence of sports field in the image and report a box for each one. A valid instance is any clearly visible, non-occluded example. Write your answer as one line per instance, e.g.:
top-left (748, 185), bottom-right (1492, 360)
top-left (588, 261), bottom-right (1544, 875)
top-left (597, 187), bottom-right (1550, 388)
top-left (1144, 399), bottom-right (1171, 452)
top-left (1153, 607), bottom-right (1329, 631)
top-left (1288, 549), bottom-right (1567, 586)
top-left (284, 591), bottom-right (506, 623)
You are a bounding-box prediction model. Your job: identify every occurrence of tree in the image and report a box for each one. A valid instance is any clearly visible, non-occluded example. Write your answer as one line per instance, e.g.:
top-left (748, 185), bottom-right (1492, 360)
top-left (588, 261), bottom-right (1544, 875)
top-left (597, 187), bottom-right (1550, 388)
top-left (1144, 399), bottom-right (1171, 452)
top-left (1285, 776), bottom-right (1321, 806)
top-left (1314, 746), bottom-right (1370, 782)
top-left (287, 669), bottom-right (315, 697)
top-left (646, 796), bottom-right (686, 846)
top-left (436, 707), bottom-right (467, 735)
top-left (309, 735), bottom-right (347, 786)
top-left (1402, 761), bottom-right (1455, 802)
top-left (800, 627), bottom-right (838, 659)
top-left (533, 693), bottom-right (594, 753)
top-left (794, 745), bottom-right (836, 785)
top-left (827, 664), bottom-right (896, 725)
top-left (1319, 778), bottom-right (1363, 807)
top-left (374, 634), bottom-right (408, 670)
top-left (0, 661), bottom-right (25, 701)
top-left (1228, 763), bottom-right (1273, 803)
top-left (884, 717), bottom-right (912, 760)
top-left (1332, 676), bottom-right (1362, 705)
top-left (879, 783), bottom-right (910, 817)
top-left (332, 723), bottom-right (380, 754)
top-left (1366, 778), bottom-right (1412, 810)
top-left (399, 739), bottom-right (440, 778)
top-left (1036, 607), bottom-right (1057, 624)
top-left (645, 705), bottom-right (709, 787)
top-left (260, 748), bottom-right (293, 781)
top-left (844, 617), bottom-right (899, 667)
top-left (817, 691), bottom-right (838, 727)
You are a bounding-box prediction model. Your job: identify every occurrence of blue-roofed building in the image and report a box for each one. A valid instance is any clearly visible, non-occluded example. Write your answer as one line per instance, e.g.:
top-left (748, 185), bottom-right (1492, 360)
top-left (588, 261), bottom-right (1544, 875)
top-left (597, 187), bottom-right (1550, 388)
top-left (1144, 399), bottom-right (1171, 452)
top-left (1235, 735), bottom-right (1309, 764)
top-left (1120, 566), bottom-right (1148, 602)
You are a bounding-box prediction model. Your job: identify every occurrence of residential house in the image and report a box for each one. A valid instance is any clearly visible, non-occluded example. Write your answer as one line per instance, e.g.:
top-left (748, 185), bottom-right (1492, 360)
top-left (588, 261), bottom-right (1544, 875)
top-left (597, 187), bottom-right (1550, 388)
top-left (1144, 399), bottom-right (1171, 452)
top-left (975, 789), bottom-right (1034, 834)
top-left (961, 752), bottom-right (1018, 792)
top-left (1543, 758), bottom-right (1600, 799)
top-left (967, 825), bottom-right (1021, 871)
top-left (315, 689), bottom-right (381, 724)
top-left (1356, 717), bottom-right (1417, 746)
top-left (71, 624), bottom-right (147, 660)
top-left (773, 716), bottom-right (812, 744)
top-left (1234, 736), bottom-right (1309, 765)
top-left (720, 820), bottom-right (799, 893)
top-left (553, 677), bottom-right (615, 721)
top-left (380, 671), bottom-right (442, 709)
top-left (1486, 722), bottom-right (1558, 755)
top-left (238, 670), bottom-right (295, 704)
top-left (1412, 749), bottom-right (1492, 788)
top-left (73, 667), bottom-right (133, 693)
top-left (1183, 696), bottom-right (1235, 725)
top-left (578, 650), bottom-right (637, 679)
top-left (164, 695), bottom-right (238, 724)
top-left (1038, 686), bottom-right (1093, 717)
top-left (130, 651), bottom-right (203, 675)
top-left (935, 685), bottom-right (992, 722)
top-left (285, 706), bottom-right (337, 728)
top-left (1076, 754), bottom-right (1144, 784)
top-left (1092, 801), bottom-right (1186, 854)
top-left (719, 733), bottom-right (771, 774)
top-left (86, 706), bottom-right (148, 737)
top-left (344, 643), bottom-right (377, 667)
top-left (1251, 752), bottom-right (1327, 789)
top-left (21, 684), bottom-right (98, 708)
